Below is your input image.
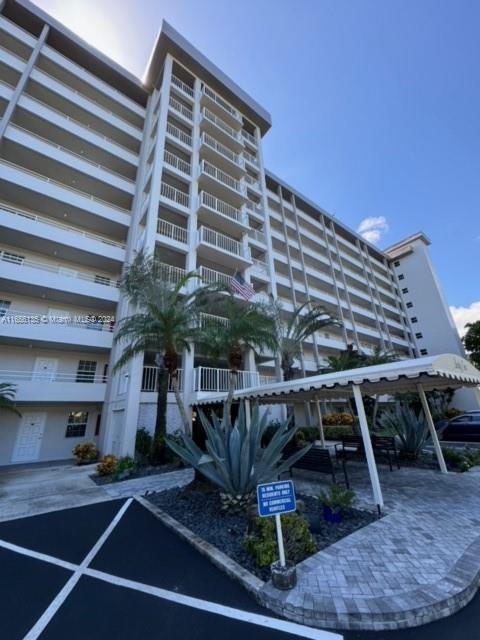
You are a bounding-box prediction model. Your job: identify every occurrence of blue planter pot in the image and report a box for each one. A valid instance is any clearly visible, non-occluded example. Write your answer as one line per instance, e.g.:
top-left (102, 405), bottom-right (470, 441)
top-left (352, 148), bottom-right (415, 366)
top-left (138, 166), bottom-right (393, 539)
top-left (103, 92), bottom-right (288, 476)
top-left (322, 505), bottom-right (343, 524)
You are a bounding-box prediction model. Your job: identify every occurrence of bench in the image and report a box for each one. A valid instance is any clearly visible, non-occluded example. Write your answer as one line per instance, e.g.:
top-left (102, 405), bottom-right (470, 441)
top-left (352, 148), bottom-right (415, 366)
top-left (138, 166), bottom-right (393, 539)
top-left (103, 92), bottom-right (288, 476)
top-left (335, 435), bottom-right (400, 471)
top-left (283, 443), bottom-right (350, 488)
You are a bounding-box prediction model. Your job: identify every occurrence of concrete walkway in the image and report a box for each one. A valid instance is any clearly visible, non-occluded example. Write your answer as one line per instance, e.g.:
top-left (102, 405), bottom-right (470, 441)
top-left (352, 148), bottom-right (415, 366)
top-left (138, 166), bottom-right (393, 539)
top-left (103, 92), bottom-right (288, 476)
top-left (259, 464), bottom-right (480, 631)
top-left (0, 463), bottom-right (193, 522)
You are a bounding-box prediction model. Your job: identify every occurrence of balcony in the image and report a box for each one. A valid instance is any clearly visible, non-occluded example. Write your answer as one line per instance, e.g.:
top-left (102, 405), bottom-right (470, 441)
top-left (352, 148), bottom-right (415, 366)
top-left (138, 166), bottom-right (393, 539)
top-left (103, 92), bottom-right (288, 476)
top-left (193, 367), bottom-right (276, 393)
top-left (244, 150), bottom-right (259, 167)
top-left (200, 108), bottom-right (243, 152)
top-left (197, 226), bottom-right (251, 269)
top-left (198, 160), bottom-right (246, 207)
top-left (251, 258), bottom-right (269, 280)
top-left (248, 228), bottom-right (266, 245)
top-left (0, 308), bottom-right (113, 350)
top-left (163, 149), bottom-right (191, 177)
top-left (159, 181), bottom-right (190, 212)
top-left (157, 218), bottom-right (189, 248)
top-left (200, 85), bottom-right (242, 126)
top-left (245, 173), bottom-right (261, 194)
top-left (242, 129), bottom-right (257, 148)
top-left (198, 265), bottom-right (231, 288)
top-left (141, 366), bottom-right (183, 392)
top-left (155, 262), bottom-right (187, 285)
top-left (245, 199), bottom-right (263, 218)
top-left (168, 95), bottom-right (193, 123)
top-left (197, 191), bottom-right (249, 236)
top-left (170, 74), bottom-right (195, 101)
top-left (199, 132), bottom-right (244, 177)
top-left (165, 121), bottom-right (192, 149)
top-left (0, 369), bottom-right (107, 402)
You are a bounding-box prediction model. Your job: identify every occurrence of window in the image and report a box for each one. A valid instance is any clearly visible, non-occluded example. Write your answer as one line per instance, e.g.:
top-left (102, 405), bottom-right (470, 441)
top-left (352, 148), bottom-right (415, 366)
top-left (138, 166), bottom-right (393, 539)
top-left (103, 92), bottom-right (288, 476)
top-left (398, 274), bottom-right (405, 281)
top-left (406, 302), bottom-right (413, 309)
top-left (94, 414), bottom-right (101, 436)
top-left (411, 317), bottom-right (418, 323)
top-left (76, 360), bottom-right (97, 382)
top-left (65, 412), bottom-right (88, 438)
top-left (94, 275), bottom-right (111, 286)
top-left (0, 299), bottom-right (11, 318)
top-left (1, 251), bottom-right (25, 264)
top-left (420, 348), bottom-right (428, 355)
top-left (402, 287), bottom-right (409, 294)
top-left (394, 260), bottom-right (400, 267)
top-left (415, 332), bottom-right (423, 339)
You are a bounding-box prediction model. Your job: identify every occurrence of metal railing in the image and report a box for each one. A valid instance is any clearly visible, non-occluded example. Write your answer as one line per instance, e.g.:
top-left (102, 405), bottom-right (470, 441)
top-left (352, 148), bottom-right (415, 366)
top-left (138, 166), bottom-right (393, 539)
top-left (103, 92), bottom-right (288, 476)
top-left (0, 369), bottom-right (107, 383)
top-left (200, 160), bottom-right (244, 194)
top-left (202, 85), bottom-right (240, 121)
top-left (245, 174), bottom-right (261, 190)
top-left (157, 218), bottom-right (189, 244)
top-left (166, 121), bottom-right (192, 147)
top-left (197, 226), bottom-right (249, 259)
top-left (0, 250), bottom-right (120, 288)
top-left (171, 75), bottom-right (195, 98)
top-left (198, 191), bottom-right (247, 225)
top-left (155, 262), bottom-right (187, 284)
top-left (163, 149), bottom-right (191, 175)
top-left (248, 228), bottom-right (266, 244)
top-left (160, 181), bottom-right (190, 208)
top-left (245, 199), bottom-right (263, 215)
top-left (0, 202), bottom-right (126, 248)
top-left (202, 108), bottom-right (242, 142)
top-left (252, 258), bottom-right (268, 273)
top-left (0, 308), bottom-right (115, 332)
top-left (200, 132), bottom-right (243, 167)
top-left (169, 95), bottom-right (193, 121)
top-left (198, 265), bottom-right (231, 287)
top-left (193, 366), bottom-right (275, 392)
top-left (244, 150), bottom-right (259, 165)
top-left (242, 129), bottom-right (256, 146)
top-left (199, 312), bottom-right (229, 328)
top-left (141, 366), bottom-right (183, 392)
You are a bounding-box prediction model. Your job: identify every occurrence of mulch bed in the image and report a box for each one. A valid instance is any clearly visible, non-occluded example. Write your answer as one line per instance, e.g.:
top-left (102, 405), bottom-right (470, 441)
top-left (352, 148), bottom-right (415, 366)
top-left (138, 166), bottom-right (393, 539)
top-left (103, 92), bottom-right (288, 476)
top-left (90, 462), bottom-right (185, 485)
top-left (148, 484), bottom-right (379, 581)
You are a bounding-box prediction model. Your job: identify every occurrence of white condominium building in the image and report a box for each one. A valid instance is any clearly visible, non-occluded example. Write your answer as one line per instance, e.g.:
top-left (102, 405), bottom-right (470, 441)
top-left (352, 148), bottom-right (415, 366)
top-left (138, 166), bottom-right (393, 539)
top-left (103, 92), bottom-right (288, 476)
top-left (0, 0), bottom-right (474, 465)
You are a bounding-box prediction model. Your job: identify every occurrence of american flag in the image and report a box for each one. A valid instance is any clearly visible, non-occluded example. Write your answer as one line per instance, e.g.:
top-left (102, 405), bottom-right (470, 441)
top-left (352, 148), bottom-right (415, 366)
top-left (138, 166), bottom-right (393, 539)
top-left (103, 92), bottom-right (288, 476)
top-left (230, 271), bottom-right (255, 300)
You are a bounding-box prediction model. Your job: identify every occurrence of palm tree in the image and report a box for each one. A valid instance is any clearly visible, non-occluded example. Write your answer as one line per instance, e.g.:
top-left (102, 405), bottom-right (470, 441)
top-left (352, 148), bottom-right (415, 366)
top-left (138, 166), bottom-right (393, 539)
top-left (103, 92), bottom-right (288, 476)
top-left (321, 343), bottom-right (366, 373)
top-left (198, 293), bottom-right (278, 419)
top-left (114, 252), bottom-right (217, 458)
top-left (0, 383), bottom-right (21, 416)
top-left (268, 298), bottom-right (342, 381)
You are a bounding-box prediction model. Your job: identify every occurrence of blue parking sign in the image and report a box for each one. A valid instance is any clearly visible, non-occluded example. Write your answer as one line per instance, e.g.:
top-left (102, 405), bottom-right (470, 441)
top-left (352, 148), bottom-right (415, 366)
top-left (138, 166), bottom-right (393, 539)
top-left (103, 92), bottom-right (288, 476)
top-left (257, 480), bottom-right (296, 517)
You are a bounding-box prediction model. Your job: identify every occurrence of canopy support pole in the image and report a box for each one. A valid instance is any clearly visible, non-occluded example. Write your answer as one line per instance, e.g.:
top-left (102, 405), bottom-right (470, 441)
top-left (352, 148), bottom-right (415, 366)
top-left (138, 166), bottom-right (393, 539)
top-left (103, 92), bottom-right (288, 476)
top-left (417, 383), bottom-right (448, 473)
top-left (314, 396), bottom-right (325, 447)
top-left (245, 399), bottom-right (251, 431)
top-left (352, 384), bottom-right (384, 513)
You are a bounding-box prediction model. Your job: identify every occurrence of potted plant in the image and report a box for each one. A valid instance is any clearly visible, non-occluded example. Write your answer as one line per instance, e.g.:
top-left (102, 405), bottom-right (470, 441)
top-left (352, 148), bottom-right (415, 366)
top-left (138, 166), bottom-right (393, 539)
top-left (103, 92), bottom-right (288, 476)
top-left (72, 442), bottom-right (98, 465)
top-left (320, 485), bottom-right (355, 523)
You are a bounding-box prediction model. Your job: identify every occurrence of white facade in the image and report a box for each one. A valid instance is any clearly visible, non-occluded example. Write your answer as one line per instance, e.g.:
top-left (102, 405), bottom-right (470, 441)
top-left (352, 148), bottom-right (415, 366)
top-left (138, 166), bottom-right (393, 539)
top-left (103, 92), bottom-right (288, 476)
top-left (0, 0), bottom-right (474, 465)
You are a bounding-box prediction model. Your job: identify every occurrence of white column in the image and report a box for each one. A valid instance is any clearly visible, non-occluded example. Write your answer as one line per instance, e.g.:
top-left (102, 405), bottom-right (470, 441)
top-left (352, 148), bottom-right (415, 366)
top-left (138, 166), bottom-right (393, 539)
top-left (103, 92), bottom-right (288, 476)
top-left (314, 397), bottom-right (325, 446)
top-left (417, 383), bottom-right (448, 473)
top-left (352, 384), bottom-right (384, 511)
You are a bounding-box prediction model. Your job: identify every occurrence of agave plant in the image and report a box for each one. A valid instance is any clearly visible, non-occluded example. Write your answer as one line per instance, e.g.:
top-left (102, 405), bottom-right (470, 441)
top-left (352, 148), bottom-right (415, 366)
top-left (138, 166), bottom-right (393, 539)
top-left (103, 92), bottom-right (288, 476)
top-left (378, 405), bottom-right (429, 459)
top-left (166, 402), bottom-right (311, 512)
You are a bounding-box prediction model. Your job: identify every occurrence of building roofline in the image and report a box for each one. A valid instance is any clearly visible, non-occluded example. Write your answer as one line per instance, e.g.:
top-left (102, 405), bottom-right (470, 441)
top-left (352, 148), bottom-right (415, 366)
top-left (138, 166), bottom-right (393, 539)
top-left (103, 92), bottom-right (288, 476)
top-left (265, 169), bottom-right (388, 261)
top-left (384, 232), bottom-right (431, 256)
top-left (143, 20), bottom-right (272, 134)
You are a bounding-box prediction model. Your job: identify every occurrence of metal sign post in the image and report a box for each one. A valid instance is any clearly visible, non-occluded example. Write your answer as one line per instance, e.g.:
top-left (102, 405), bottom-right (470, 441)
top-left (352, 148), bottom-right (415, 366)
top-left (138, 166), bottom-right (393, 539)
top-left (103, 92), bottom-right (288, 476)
top-left (257, 479), bottom-right (296, 568)
top-left (274, 513), bottom-right (286, 567)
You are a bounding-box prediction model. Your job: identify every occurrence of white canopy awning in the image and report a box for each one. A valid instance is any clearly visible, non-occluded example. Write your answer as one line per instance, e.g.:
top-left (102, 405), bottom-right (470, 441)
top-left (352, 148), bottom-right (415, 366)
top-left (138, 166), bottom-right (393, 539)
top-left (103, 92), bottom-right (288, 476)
top-left (195, 353), bottom-right (480, 406)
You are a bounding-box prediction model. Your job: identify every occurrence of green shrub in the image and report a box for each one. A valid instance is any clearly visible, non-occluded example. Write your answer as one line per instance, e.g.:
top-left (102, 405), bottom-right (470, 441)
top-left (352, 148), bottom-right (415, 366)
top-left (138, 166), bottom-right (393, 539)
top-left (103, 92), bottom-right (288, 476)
top-left (114, 456), bottom-right (136, 478)
top-left (322, 426), bottom-right (355, 440)
top-left (323, 412), bottom-right (354, 426)
top-left (72, 442), bottom-right (98, 464)
top-left (96, 454), bottom-right (118, 476)
top-left (135, 427), bottom-right (153, 460)
top-left (261, 420), bottom-right (282, 446)
top-left (319, 485), bottom-right (355, 513)
top-left (378, 406), bottom-right (428, 459)
top-left (441, 447), bottom-right (480, 472)
top-left (244, 513), bottom-right (316, 567)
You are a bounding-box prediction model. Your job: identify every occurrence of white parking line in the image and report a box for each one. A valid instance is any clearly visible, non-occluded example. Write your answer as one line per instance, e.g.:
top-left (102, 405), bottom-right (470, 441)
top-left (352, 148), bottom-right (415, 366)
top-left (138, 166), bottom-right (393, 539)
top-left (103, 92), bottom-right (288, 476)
top-left (23, 498), bottom-right (133, 640)
top-left (0, 539), bottom-right (77, 571)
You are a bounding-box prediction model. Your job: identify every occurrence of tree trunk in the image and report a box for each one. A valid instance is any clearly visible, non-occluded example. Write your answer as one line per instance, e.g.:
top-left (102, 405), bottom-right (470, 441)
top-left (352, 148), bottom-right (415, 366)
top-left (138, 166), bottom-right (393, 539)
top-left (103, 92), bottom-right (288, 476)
top-left (171, 372), bottom-right (190, 435)
top-left (224, 369), bottom-right (238, 424)
top-left (152, 358), bottom-right (169, 462)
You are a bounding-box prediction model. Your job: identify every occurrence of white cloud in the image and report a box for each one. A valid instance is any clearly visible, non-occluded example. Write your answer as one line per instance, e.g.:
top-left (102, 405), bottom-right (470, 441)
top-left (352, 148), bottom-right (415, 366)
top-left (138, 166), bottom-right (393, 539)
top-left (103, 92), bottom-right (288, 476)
top-left (450, 301), bottom-right (480, 336)
top-left (357, 216), bottom-right (389, 245)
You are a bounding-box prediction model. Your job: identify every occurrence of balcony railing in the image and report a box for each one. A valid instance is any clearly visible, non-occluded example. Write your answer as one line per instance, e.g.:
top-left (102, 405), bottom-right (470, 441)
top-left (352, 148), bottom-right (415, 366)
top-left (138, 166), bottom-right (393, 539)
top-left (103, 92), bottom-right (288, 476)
top-left (199, 312), bottom-right (229, 328)
top-left (0, 309), bottom-right (114, 332)
top-left (141, 366), bottom-right (183, 392)
top-left (166, 121), bottom-right (192, 147)
top-left (198, 265), bottom-right (231, 287)
top-left (248, 228), bottom-right (266, 244)
top-left (160, 181), bottom-right (190, 208)
top-left (245, 200), bottom-right (263, 216)
top-left (197, 226), bottom-right (250, 259)
top-left (252, 258), bottom-right (268, 274)
top-left (202, 108), bottom-right (242, 142)
top-left (0, 369), bottom-right (107, 383)
top-left (244, 150), bottom-right (259, 165)
top-left (200, 132), bottom-right (243, 167)
top-left (245, 174), bottom-right (261, 191)
top-left (163, 149), bottom-right (191, 175)
top-left (194, 366), bottom-right (276, 392)
top-left (200, 160), bottom-right (244, 194)
top-left (157, 218), bottom-right (189, 244)
top-left (202, 85), bottom-right (240, 121)
top-left (169, 95), bottom-right (193, 121)
top-left (242, 130), bottom-right (256, 146)
top-left (171, 74), bottom-right (195, 98)
top-left (0, 202), bottom-right (126, 248)
top-left (198, 191), bottom-right (247, 226)
top-left (155, 262), bottom-right (187, 285)
top-left (0, 250), bottom-right (120, 288)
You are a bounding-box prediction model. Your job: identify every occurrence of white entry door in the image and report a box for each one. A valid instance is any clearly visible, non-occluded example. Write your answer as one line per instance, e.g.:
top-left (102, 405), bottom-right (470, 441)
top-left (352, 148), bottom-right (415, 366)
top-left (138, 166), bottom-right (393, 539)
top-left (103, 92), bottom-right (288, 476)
top-left (111, 410), bottom-right (124, 456)
top-left (12, 412), bottom-right (47, 463)
top-left (33, 357), bottom-right (58, 381)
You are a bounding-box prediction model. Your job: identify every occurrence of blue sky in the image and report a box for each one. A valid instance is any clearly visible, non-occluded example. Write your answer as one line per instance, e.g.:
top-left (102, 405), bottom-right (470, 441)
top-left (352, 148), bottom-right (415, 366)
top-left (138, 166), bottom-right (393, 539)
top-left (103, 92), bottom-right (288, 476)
top-left (34, 0), bottom-right (480, 331)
